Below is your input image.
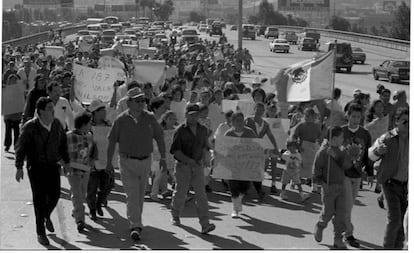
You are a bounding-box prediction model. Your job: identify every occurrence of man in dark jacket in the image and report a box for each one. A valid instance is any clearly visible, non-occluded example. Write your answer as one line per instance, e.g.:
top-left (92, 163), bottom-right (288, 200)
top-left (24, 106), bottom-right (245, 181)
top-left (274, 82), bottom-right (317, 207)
top-left (15, 97), bottom-right (70, 246)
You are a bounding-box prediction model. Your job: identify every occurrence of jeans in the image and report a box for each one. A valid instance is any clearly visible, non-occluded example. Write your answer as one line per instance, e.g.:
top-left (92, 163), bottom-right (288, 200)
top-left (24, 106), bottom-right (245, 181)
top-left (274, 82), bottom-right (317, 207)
top-left (228, 180), bottom-right (250, 198)
top-left (316, 183), bottom-right (346, 239)
top-left (87, 169), bottom-right (113, 211)
top-left (344, 176), bottom-right (361, 237)
top-left (4, 119), bottom-right (20, 148)
top-left (119, 156), bottom-right (151, 229)
top-left (27, 164), bottom-right (61, 235)
top-left (171, 162), bottom-right (210, 228)
top-left (382, 180), bottom-right (408, 249)
top-left (67, 170), bottom-right (90, 223)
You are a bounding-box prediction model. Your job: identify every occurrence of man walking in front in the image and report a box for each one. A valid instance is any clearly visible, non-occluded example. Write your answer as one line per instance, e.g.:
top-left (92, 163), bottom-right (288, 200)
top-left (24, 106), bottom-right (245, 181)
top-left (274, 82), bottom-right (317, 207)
top-left (106, 87), bottom-right (167, 241)
top-left (15, 97), bottom-right (70, 246)
top-left (368, 107), bottom-right (409, 249)
top-left (170, 103), bottom-right (216, 234)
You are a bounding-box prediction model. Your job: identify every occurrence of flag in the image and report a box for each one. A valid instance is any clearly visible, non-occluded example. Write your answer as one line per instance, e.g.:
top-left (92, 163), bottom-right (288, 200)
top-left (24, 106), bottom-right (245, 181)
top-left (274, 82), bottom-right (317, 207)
top-left (272, 50), bottom-right (334, 102)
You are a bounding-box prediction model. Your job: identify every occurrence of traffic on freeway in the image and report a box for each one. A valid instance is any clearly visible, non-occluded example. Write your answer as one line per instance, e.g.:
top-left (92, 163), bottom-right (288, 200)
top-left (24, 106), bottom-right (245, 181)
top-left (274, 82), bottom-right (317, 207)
top-left (1, 12), bottom-right (410, 250)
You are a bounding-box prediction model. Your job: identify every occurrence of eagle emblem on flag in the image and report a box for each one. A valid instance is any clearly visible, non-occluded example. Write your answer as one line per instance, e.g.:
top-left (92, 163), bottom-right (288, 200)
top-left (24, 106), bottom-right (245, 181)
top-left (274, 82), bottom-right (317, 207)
top-left (289, 67), bottom-right (307, 84)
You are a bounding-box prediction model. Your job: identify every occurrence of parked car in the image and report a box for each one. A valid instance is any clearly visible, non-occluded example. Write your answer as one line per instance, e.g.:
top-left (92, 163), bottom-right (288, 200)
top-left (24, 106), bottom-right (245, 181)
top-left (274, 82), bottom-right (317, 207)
top-left (230, 25), bottom-right (237, 31)
top-left (114, 34), bottom-right (134, 45)
top-left (328, 42), bottom-right (353, 73)
top-left (297, 37), bottom-right (318, 51)
top-left (279, 31), bottom-right (298, 44)
top-left (87, 24), bottom-right (102, 36)
top-left (242, 24), bottom-right (256, 40)
top-left (110, 23), bottom-right (123, 32)
top-left (264, 26), bottom-right (279, 39)
top-left (124, 28), bottom-right (138, 40)
top-left (352, 47), bottom-right (366, 64)
top-left (256, 25), bottom-right (267, 36)
top-left (76, 30), bottom-right (91, 41)
top-left (372, 60), bottom-right (410, 83)
top-left (101, 29), bottom-right (116, 45)
top-left (269, 39), bottom-right (290, 53)
top-left (199, 24), bottom-right (208, 32)
top-left (153, 33), bottom-right (168, 46)
top-left (209, 21), bottom-right (223, 36)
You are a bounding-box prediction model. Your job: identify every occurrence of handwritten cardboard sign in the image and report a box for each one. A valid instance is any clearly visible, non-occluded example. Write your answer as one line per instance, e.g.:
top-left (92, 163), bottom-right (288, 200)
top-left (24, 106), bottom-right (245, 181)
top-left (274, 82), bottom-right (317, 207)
top-left (263, 118), bottom-right (290, 150)
top-left (365, 115), bottom-right (389, 143)
top-left (73, 64), bottom-right (118, 104)
top-left (45, 46), bottom-right (65, 59)
top-left (213, 136), bottom-right (266, 181)
top-left (2, 83), bottom-right (25, 115)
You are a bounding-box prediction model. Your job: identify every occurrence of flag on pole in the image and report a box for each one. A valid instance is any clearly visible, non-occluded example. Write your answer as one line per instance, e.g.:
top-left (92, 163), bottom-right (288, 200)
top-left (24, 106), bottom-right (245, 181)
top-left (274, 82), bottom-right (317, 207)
top-left (272, 50), bottom-right (334, 102)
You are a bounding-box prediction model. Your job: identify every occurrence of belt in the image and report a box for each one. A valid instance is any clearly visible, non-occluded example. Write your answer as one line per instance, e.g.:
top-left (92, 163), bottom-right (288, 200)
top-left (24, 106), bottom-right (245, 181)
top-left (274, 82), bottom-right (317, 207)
top-left (121, 153), bottom-right (150, 160)
top-left (386, 178), bottom-right (408, 186)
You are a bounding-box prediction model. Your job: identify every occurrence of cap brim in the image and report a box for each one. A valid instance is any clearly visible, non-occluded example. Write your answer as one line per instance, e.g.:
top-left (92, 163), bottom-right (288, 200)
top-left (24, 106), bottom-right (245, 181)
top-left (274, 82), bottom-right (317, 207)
top-left (130, 93), bottom-right (145, 99)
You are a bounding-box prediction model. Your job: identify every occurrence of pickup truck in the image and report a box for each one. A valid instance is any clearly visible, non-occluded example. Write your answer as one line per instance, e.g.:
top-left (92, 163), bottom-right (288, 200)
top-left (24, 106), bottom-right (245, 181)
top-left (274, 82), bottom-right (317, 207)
top-left (299, 28), bottom-right (320, 43)
top-left (279, 31), bottom-right (298, 44)
top-left (269, 39), bottom-right (290, 53)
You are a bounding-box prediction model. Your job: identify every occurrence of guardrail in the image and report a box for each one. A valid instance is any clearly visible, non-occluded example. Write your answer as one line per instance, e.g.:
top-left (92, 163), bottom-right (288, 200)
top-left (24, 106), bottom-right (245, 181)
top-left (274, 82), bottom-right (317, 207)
top-left (2, 25), bottom-right (87, 48)
top-left (276, 25), bottom-right (410, 52)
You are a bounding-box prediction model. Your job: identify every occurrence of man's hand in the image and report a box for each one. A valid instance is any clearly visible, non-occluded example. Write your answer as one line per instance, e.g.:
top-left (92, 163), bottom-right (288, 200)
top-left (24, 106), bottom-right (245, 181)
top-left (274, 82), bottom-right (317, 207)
top-left (15, 169), bottom-right (24, 182)
top-left (159, 159), bottom-right (167, 173)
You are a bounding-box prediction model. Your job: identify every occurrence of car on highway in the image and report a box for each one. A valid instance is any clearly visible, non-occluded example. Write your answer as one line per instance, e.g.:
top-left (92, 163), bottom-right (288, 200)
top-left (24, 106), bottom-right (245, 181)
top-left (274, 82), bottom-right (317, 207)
top-left (199, 24), bottom-right (208, 32)
top-left (110, 23), bottom-right (123, 32)
top-left (264, 26), bottom-right (279, 39)
top-left (209, 21), bottom-right (223, 36)
top-left (230, 25), bottom-right (237, 31)
top-left (78, 35), bottom-right (96, 44)
top-left (242, 24), bottom-right (256, 40)
top-left (299, 28), bottom-right (320, 43)
top-left (269, 39), bottom-right (290, 53)
top-left (76, 30), bottom-right (91, 41)
top-left (352, 47), bottom-right (366, 64)
top-left (182, 29), bottom-right (199, 36)
top-left (114, 35), bottom-right (135, 45)
top-left (177, 26), bottom-right (189, 36)
top-left (328, 42), bottom-right (354, 73)
top-left (297, 37), bottom-right (318, 51)
top-left (124, 28), bottom-right (138, 40)
top-left (373, 60), bottom-right (410, 83)
top-left (153, 33), bottom-right (169, 46)
top-left (279, 31), bottom-right (298, 44)
top-left (101, 29), bottom-right (116, 45)
top-left (181, 35), bottom-right (199, 44)
top-left (87, 24), bottom-right (103, 36)
top-left (256, 25), bottom-right (267, 36)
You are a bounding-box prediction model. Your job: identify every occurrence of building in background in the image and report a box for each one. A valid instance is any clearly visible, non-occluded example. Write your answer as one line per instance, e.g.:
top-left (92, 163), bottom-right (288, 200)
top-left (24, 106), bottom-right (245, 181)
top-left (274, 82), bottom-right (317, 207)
top-left (276, 0), bottom-right (331, 27)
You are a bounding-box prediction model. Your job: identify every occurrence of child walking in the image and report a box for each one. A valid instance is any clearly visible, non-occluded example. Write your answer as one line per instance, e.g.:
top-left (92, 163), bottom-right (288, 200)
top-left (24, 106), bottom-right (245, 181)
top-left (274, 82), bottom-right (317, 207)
top-left (280, 140), bottom-right (310, 202)
top-left (66, 112), bottom-right (95, 232)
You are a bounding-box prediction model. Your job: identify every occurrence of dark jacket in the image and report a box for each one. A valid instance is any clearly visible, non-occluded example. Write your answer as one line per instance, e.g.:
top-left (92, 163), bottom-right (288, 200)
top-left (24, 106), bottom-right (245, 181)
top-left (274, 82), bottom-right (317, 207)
top-left (15, 118), bottom-right (70, 168)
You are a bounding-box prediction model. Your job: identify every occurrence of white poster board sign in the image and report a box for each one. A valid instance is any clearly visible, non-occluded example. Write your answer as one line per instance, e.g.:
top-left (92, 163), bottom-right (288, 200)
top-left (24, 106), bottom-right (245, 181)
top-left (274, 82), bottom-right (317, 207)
top-left (213, 136), bottom-right (267, 181)
top-left (73, 64), bottom-right (118, 104)
top-left (2, 83), bottom-right (25, 115)
top-left (45, 46), bottom-right (65, 59)
top-left (132, 60), bottom-right (166, 88)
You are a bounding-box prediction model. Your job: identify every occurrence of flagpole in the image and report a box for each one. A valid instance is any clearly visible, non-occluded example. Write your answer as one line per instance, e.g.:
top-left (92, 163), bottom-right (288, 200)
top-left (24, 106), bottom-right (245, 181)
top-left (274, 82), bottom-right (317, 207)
top-left (326, 41), bottom-right (337, 187)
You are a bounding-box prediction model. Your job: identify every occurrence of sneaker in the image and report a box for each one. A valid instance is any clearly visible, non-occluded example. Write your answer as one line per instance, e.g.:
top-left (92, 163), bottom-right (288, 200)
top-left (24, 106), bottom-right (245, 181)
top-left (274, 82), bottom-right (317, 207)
top-left (77, 221), bottom-right (85, 233)
top-left (37, 234), bottom-right (50, 246)
top-left (377, 196), bottom-right (385, 209)
top-left (171, 217), bottom-right (181, 226)
top-left (90, 209), bottom-right (98, 221)
top-left (270, 185), bottom-right (278, 193)
top-left (130, 228), bottom-right (141, 241)
top-left (314, 224), bottom-right (324, 242)
top-left (201, 223), bottom-right (216, 234)
top-left (334, 237), bottom-right (347, 249)
top-left (231, 211), bottom-right (240, 218)
top-left (345, 235), bottom-right (360, 248)
top-left (280, 191), bottom-right (288, 200)
top-left (300, 192), bottom-right (311, 202)
top-left (45, 218), bottom-right (55, 233)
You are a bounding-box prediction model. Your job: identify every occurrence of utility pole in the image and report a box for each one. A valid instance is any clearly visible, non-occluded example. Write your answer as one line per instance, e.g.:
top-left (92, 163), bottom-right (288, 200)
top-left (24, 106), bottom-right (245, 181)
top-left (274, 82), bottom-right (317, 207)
top-left (238, 0), bottom-right (242, 50)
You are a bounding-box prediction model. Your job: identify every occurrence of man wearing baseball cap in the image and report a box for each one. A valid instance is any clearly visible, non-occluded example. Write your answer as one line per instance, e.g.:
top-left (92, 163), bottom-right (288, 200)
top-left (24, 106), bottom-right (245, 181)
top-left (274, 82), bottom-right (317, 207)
top-left (169, 103), bottom-right (216, 234)
top-left (107, 87), bottom-right (167, 241)
top-left (17, 55), bottom-right (37, 92)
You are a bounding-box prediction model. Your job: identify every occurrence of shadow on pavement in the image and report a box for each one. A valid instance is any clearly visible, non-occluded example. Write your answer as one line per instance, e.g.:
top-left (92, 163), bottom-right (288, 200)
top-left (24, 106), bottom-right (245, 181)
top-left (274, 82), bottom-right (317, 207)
top-left (357, 239), bottom-right (383, 250)
top-left (238, 214), bottom-right (311, 238)
top-left (48, 234), bottom-right (82, 249)
top-left (178, 224), bottom-right (263, 250)
top-left (136, 226), bottom-right (188, 250)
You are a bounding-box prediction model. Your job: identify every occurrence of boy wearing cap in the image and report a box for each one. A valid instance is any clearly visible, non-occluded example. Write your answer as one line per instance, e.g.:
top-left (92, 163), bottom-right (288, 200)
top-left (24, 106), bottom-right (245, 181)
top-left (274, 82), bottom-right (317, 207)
top-left (86, 100), bottom-right (116, 220)
top-left (107, 87), bottom-right (167, 241)
top-left (17, 56), bottom-right (37, 93)
top-left (170, 103), bottom-right (216, 234)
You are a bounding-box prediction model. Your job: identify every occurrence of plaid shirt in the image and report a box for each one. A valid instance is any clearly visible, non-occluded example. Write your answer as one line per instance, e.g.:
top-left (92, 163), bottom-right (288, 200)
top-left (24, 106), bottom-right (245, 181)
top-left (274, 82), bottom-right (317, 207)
top-left (67, 129), bottom-right (94, 171)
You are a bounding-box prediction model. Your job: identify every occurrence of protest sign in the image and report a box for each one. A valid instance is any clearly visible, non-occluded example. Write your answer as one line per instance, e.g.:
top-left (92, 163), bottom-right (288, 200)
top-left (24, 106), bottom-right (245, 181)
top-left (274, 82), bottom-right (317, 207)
top-left (213, 136), bottom-right (266, 181)
top-left (132, 60), bottom-right (166, 88)
top-left (2, 83), bottom-right (25, 115)
top-left (263, 118), bottom-right (290, 150)
top-left (222, 99), bottom-right (255, 117)
top-left (365, 115), bottom-right (389, 143)
top-left (45, 46), bottom-right (65, 59)
top-left (73, 64), bottom-right (118, 104)
top-left (241, 74), bottom-right (274, 94)
top-left (122, 44), bottom-right (139, 56)
top-left (98, 56), bottom-right (127, 82)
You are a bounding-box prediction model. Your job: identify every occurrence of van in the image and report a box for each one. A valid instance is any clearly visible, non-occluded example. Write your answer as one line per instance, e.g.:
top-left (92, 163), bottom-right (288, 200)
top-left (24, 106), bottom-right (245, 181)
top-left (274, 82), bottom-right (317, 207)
top-left (87, 24), bottom-right (102, 36)
top-left (264, 26), bottom-right (279, 39)
top-left (328, 42), bottom-right (353, 73)
top-left (242, 24), bottom-right (256, 40)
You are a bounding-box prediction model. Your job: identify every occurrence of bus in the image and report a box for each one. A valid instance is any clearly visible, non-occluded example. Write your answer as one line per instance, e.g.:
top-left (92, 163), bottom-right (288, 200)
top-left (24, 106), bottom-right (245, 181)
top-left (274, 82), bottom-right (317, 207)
top-left (86, 18), bottom-right (104, 25)
top-left (104, 16), bottom-right (119, 24)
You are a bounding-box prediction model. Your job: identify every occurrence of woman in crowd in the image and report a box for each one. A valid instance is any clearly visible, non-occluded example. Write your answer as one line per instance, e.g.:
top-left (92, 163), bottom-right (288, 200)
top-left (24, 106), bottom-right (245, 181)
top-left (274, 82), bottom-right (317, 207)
top-left (22, 74), bottom-right (48, 123)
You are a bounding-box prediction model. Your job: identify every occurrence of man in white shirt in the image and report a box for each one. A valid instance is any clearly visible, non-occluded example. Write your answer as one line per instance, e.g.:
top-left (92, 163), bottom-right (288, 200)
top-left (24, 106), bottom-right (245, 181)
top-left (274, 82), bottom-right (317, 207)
top-left (17, 56), bottom-right (37, 93)
top-left (46, 81), bottom-right (74, 131)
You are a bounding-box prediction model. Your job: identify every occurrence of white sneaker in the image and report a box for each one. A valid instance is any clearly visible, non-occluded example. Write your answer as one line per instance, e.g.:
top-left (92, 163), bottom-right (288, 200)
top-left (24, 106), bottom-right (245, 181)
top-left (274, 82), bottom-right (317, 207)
top-left (280, 191), bottom-right (288, 200)
top-left (300, 192), bottom-right (311, 202)
top-left (231, 211), bottom-right (240, 218)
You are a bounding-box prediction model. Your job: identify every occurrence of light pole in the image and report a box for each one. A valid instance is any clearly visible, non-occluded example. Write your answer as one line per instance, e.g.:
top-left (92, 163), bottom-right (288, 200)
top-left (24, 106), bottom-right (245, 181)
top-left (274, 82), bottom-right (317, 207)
top-left (238, 0), bottom-right (242, 50)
